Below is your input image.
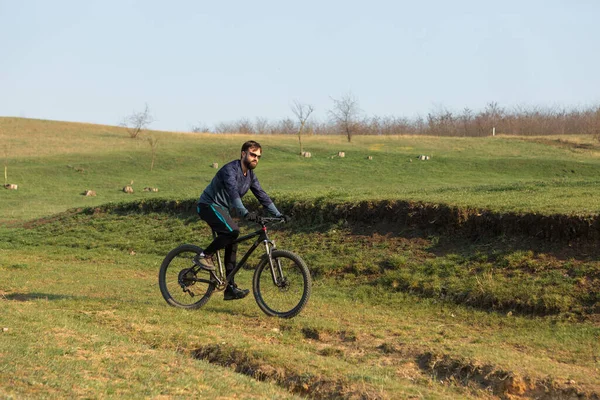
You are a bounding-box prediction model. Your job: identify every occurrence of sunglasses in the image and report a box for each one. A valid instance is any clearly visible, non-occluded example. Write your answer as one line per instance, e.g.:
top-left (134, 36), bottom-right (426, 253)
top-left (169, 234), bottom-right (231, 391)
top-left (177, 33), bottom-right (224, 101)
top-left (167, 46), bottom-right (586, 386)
top-left (247, 151), bottom-right (262, 159)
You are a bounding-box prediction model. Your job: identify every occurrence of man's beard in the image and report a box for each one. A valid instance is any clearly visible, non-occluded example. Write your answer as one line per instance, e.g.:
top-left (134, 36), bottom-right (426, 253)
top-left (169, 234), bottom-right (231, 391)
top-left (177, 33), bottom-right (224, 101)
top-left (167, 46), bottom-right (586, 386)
top-left (244, 158), bottom-right (257, 170)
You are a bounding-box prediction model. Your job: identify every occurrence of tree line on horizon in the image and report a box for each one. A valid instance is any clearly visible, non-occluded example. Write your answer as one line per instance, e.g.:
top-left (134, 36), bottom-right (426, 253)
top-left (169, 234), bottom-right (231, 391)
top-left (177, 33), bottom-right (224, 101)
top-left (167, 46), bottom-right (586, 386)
top-left (115, 97), bottom-right (600, 168)
top-left (191, 97), bottom-right (600, 142)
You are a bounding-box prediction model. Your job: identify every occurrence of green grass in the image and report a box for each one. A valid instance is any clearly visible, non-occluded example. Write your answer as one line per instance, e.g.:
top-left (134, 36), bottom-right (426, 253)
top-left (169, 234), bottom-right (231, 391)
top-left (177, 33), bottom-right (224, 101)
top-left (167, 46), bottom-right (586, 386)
top-left (1, 117), bottom-right (600, 398)
top-left (3, 208), bottom-right (597, 318)
top-left (1, 211), bottom-right (599, 398)
top-left (2, 117), bottom-right (600, 222)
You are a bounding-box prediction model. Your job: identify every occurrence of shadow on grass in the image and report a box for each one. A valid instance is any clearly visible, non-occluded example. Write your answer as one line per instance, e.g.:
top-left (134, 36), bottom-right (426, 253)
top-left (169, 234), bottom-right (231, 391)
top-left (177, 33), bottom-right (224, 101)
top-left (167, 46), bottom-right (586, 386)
top-left (204, 301), bottom-right (262, 319)
top-left (2, 292), bottom-right (77, 302)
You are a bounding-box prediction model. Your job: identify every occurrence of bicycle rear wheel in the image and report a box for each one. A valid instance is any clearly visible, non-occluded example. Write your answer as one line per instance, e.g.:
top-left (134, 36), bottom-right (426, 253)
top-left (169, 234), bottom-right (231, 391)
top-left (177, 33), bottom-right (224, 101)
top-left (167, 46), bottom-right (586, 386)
top-left (253, 250), bottom-right (311, 318)
top-left (159, 244), bottom-right (215, 309)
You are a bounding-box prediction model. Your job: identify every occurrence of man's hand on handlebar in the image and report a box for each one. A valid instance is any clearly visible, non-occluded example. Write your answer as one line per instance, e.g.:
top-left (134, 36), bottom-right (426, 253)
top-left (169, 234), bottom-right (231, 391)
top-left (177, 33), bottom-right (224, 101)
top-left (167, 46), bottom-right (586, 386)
top-left (245, 211), bottom-right (259, 223)
top-left (245, 213), bottom-right (290, 225)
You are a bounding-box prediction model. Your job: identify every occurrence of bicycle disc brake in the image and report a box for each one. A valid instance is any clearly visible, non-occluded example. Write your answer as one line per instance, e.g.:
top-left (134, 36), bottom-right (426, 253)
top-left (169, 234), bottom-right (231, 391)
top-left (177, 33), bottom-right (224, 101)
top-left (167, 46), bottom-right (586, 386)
top-left (276, 276), bottom-right (290, 291)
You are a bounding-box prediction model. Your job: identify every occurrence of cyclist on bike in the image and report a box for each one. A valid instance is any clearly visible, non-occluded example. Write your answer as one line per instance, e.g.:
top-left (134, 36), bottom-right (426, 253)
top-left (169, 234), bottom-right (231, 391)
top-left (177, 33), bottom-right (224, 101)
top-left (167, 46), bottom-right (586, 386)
top-left (195, 140), bottom-right (286, 300)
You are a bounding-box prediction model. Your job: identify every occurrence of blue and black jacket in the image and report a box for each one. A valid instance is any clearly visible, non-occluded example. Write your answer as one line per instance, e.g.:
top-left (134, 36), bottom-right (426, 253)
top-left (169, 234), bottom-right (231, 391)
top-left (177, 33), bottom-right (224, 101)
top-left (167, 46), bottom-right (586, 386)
top-left (198, 160), bottom-right (281, 217)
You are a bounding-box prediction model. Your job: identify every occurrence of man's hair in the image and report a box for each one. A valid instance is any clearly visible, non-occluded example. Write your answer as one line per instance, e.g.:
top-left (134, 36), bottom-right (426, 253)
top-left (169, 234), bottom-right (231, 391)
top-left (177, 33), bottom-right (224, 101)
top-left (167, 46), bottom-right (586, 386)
top-left (241, 140), bottom-right (262, 153)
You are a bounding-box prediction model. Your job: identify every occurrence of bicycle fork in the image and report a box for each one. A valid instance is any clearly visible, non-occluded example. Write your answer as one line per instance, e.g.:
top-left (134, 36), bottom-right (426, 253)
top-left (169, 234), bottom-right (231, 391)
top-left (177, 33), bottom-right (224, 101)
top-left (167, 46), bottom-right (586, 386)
top-left (264, 240), bottom-right (285, 287)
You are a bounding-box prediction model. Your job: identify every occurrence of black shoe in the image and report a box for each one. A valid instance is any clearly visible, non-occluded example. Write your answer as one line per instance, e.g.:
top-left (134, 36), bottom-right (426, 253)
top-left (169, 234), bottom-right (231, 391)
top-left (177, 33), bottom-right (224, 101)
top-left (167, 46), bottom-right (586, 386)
top-left (193, 255), bottom-right (216, 271)
top-left (224, 284), bottom-right (250, 301)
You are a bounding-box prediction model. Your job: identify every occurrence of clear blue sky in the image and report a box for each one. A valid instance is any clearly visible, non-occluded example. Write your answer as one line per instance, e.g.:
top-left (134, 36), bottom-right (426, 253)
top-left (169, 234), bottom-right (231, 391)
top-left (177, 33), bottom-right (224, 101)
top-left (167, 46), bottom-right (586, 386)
top-left (1, 0), bottom-right (599, 131)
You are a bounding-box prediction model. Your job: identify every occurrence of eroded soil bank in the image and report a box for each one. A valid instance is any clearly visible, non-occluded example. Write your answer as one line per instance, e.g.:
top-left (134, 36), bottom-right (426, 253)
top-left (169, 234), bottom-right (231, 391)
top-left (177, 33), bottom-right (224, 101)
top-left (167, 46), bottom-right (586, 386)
top-left (82, 197), bottom-right (600, 243)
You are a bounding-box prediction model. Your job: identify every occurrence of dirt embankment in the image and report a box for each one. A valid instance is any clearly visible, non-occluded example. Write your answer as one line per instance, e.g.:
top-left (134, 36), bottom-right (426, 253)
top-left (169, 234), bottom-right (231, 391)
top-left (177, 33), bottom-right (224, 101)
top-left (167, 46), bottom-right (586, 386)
top-left (193, 327), bottom-right (600, 400)
top-left (286, 199), bottom-right (600, 243)
top-left (84, 198), bottom-right (600, 243)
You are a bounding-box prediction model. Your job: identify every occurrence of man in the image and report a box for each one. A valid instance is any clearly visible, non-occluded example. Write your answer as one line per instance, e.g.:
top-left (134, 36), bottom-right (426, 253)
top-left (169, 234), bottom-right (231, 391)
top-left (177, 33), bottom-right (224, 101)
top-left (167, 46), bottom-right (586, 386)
top-left (196, 140), bottom-right (286, 300)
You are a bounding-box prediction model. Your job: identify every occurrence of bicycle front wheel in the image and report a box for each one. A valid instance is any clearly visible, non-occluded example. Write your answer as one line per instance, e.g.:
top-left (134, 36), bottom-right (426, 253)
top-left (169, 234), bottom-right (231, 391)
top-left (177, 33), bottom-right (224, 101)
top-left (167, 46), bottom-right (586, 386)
top-left (253, 250), bottom-right (311, 318)
top-left (159, 244), bottom-right (215, 309)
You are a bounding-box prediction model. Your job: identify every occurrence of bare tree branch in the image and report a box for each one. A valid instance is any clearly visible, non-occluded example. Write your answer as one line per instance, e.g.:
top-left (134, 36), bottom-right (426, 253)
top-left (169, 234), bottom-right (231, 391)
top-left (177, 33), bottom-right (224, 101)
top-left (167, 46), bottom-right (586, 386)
top-left (291, 101), bottom-right (314, 154)
top-left (120, 103), bottom-right (154, 139)
top-left (328, 93), bottom-right (361, 142)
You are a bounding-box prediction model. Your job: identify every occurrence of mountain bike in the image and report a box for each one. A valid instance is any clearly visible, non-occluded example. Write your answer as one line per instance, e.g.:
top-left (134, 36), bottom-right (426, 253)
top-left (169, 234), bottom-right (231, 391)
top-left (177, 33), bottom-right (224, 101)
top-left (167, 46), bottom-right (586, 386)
top-left (158, 216), bottom-right (311, 318)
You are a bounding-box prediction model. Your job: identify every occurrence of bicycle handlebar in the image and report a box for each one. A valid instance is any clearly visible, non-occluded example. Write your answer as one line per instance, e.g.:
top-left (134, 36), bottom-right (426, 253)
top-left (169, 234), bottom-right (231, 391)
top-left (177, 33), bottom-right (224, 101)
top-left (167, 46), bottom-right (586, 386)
top-left (257, 216), bottom-right (288, 225)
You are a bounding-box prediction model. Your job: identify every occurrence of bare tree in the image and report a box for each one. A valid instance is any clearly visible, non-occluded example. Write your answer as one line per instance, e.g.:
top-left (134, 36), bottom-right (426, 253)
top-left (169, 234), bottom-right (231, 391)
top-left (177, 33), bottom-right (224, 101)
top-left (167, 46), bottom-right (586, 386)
top-left (588, 105), bottom-right (600, 142)
top-left (191, 122), bottom-right (211, 133)
top-left (272, 118), bottom-right (297, 135)
top-left (147, 136), bottom-right (159, 171)
top-left (121, 103), bottom-right (154, 139)
top-left (414, 115), bottom-right (426, 135)
top-left (214, 121), bottom-right (236, 134)
top-left (290, 101), bottom-right (314, 154)
top-left (255, 117), bottom-right (270, 135)
top-left (214, 118), bottom-right (255, 134)
top-left (329, 92), bottom-right (361, 142)
top-left (233, 118), bottom-right (255, 134)
top-left (2, 143), bottom-right (9, 186)
top-left (460, 107), bottom-right (473, 137)
top-left (485, 101), bottom-right (503, 135)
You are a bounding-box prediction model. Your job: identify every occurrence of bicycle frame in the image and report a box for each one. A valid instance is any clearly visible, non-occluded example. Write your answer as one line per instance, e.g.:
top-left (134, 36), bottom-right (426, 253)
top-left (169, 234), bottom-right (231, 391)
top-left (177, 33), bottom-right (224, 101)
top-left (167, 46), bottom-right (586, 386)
top-left (209, 222), bottom-right (280, 290)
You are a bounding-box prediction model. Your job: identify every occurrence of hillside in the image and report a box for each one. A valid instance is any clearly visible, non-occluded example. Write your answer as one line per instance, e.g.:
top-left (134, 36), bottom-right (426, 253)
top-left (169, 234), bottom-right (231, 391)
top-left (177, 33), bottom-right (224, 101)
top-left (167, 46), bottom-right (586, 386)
top-left (0, 117), bottom-right (599, 398)
top-left (2, 117), bottom-right (600, 223)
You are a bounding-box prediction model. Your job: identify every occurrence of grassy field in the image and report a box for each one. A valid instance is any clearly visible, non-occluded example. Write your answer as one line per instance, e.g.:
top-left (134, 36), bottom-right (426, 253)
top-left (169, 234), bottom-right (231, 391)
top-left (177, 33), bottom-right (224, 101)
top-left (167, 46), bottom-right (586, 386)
top-left (1, 211), bottom-right (599, 399)
top-left (2, 117), bottom-right (600, 222)
top-left (1, 117), bottom-right (599, 399)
